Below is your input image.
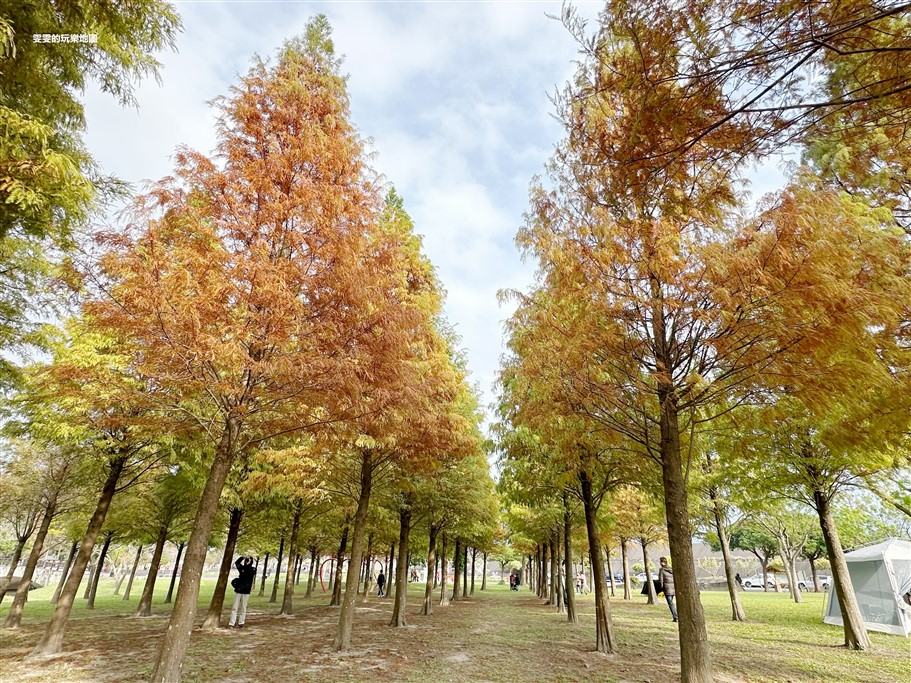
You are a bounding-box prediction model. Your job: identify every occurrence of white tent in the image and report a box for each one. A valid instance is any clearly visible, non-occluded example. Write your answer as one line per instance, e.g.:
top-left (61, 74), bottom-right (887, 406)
top-left (824, 538), bottom-right (911, 637)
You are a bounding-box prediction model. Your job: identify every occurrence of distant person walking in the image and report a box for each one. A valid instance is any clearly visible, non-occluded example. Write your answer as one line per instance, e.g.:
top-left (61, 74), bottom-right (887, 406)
top-left (576, 570), bottom-right (585, 594)
top-left (376, 571), bottom-right (386, 597)
top-left (658, 556), bottom-right (677, 623)
top-left (229, 556), bottom-right (256, 628)
top-left (735, 573), bottom-right (743, 589)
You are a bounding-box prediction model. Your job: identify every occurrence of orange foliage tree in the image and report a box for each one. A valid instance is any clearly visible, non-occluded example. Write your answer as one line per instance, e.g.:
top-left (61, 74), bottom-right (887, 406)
top-left (510, 4), bottom-right (911, 681)
top-left (81, 17), bottom-right (436, 682)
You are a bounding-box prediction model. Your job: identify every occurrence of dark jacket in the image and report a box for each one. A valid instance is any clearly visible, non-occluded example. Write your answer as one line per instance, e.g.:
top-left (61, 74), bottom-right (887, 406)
top-left (233, 558), bottom-right (256, 595)
top-left (658, 565), bottom-right (675, 597)
top-left (376, 572), bottom-right (386, 587)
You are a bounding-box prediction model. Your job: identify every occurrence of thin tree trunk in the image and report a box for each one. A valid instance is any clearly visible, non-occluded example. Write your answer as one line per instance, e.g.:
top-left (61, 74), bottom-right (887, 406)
top-left (164, 542), bottom-right (185, 604)
top-left (390, 500), bottom-right (412, 627)
top-left (333, 449), bottom-right (373, 651)
top-left (123, 545), bottom-right (142, 601)
top-left (30, 454), bottom-right (126, 656)
top-left (815, 489), bottom-right (870, 650)
top-left (271, 534), bottom-right (285, 604)
top-left (51, 542), bottom-right (78, 605)
top-left (4, 491), bottom-right (58, 628)
top-left (549, 535), bottom-right (559, 610)
top-left (305, 548), bottom-right (317, 599)
top-left (82, 555), bottom-right (98, 600)
top-left (422, 523), bottom-right (439, 615)
top-left (642, 539), bottom-right (657, 606)
top-left (330, 527), bottom-right (346, 606)
top-left (203, 506), bottom-right (244, 630)
top-left (710, 487), bottom-right (746, 621)
top-left (5, 538), bottom-right (26, 581)
top-left (462, 544), bottom-right (468, 599)
top-left (151, 417), bottom-right (241, 683)
top-left (580, 467), bottom-right (616, 653)
top-left (658, 393), bottom-right (712, 683)
top-left (470, 547), bottom-right (477, 596)
top-left (481, 552), bottom-right (487, 591)
top-left (86, 532), bottom-right (113, 609)
top-left (605, 547), bottom-right (615, 597)
top-left (810, 558), bottom-right (819, 592)
top-left (621, 539), bottom-right (632, 600)
top-left (389, 543), bottom-right (396, 596)
top-left (433, 550), bottom-right (438, 589)
top-left (296, 552), bottom-right (304, 586)
top-left (258, 553), bottom-right (269, 597)
top-left (438, 533), bottom-right (449, 607)
top-left (136, 525), bottom-right (169, 617)
top-left (452, 537), bottom-right (462, 601)
top-left (280, 502), bottom-right (302, 616)
top-left (563, 490), bottom-right (577, 623)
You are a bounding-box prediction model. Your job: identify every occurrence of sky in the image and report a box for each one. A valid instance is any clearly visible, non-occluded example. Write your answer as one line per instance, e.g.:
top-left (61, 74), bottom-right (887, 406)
top-left (82, 1), bottom-right (785, 434)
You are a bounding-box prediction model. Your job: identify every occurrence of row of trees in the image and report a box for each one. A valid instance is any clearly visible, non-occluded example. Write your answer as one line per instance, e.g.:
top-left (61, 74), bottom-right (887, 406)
top-left (495, 3), bottom-right (911, 683)
top-left (1, 14), bottom-right (499, 683)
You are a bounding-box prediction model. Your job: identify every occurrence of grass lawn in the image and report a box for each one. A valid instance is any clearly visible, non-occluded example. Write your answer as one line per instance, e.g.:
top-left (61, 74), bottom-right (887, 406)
top-left (1, 579), bottom-right (908, 682)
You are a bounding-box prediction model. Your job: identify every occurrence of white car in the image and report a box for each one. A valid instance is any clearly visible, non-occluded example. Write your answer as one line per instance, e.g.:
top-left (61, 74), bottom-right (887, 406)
top-left (797, 575), bottom-right (831, 591)
top-left (635, 572), bottom-right (659, 583)
top-left (741, 574), bottom-right (776, 589)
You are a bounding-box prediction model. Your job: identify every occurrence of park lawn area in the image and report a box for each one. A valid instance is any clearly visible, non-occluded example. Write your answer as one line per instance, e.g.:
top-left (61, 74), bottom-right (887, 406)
top-left (1, 580), bottom-right (908, 682)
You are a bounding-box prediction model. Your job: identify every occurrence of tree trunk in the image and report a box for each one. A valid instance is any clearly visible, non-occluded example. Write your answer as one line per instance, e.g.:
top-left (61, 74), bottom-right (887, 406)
top-left (86, 532), bottom-right (113, 609)
top-left (470, 547), bottom-right (477, 596)
top-left (642, 539), bottom-right (657, 606)
top-left (621, 539), bottom-right (632, 600)
top-left (333, 449), bottom-right (373, 651)
top-left (388, 543), bottom-right (395, 595)
top-left (549, 535), bottom-right (559, 610)
top-left (761, 559), bottom-right (769, 592)
top-left (4, 490), bottom-right (58, 628)
top-left (259, 553), bottom-right (269, 597)
top-left (136, 525), bottom-right (169, 617)
top-left (710, 488), bottom-right (746, 621)
top-left (390, 500), bottom-right (412, 627)
top-left (164, 542), bottom-right (185, 604)
top-left (305, 548), bottom-right (318, 599)
top-left (151, 417), bottom-right (241, 683)
top-left (30, 455), bottom-right (126, 656)
top-left (462, 544), bottom-right (468, 599)
top-left (814, 488), bottom-right (870, 650)
top-left (433, 550), bottom-right (439, 589)
top-left (330, 527), bottom-right (346, 606)
top-left (280, 502), bottom-right (303, 616)
top-left (481, 552), bottom-right (487, 591)
top-left (123, 545), bottom-right (143, 601)
top-left (605, 547), bottom-right (615, 597)
top-left (422, 523), bottom-right (439, 616)
top-left (810, 558), bottom-right (819, 592)
top-left (51, 542), bottom-right (78, 605)
top-left (438, 533), bottom-right (449, 607)
top-left (272, 534), bottom-right (286, 604)
top-left (5, 537), bottom-right (26, 581)
top-left (202, 506), bottom-right (244, 630)
top-left (580, 468), bottom-right (617, 653)
top-left (658, 394), bottom-right (713, 683)
top-left (296, 552), bottom-right (304, 586)
top-left (452, 537), bottom-right (462, 601)
top-left (563, 490), bottom-right (577, 624)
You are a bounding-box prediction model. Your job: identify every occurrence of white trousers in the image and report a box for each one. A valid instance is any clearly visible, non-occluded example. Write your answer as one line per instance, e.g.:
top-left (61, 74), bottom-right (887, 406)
top-left (229, 592), bottom-right (250, 626)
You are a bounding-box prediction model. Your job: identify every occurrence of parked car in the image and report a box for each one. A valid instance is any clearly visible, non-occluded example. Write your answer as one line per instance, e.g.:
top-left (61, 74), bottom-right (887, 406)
top-left (741, 574), bottom-right (778, 589)
top-left (797, 574), bottom-right (831, 591)
top-left (635, 572), bottom-right (659, 583)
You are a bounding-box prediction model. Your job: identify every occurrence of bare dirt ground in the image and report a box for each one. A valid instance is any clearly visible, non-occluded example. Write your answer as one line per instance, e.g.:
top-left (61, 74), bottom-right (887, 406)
top-left (1, 583), bottom-right (907, 682)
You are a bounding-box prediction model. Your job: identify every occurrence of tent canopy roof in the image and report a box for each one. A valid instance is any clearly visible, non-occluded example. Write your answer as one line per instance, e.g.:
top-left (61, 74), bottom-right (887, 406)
top-left (843, 538), bottom-right (911, 563)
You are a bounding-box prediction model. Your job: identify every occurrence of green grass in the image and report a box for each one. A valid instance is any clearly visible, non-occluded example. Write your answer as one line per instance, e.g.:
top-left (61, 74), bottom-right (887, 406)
top-left (1, 579), bottom-right (909, 682)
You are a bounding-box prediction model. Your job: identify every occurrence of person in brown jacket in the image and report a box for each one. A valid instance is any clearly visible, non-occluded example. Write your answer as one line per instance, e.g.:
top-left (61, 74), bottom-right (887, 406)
top-left (658, 556), bottom-right (677, 622)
